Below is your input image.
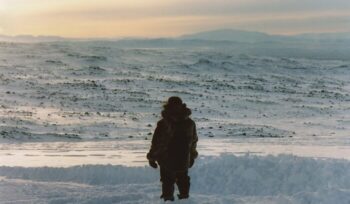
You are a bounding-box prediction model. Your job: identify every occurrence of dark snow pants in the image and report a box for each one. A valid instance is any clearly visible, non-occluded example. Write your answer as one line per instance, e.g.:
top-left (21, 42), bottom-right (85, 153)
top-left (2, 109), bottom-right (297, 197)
top-left (160, 166), bottom-right (190, 197)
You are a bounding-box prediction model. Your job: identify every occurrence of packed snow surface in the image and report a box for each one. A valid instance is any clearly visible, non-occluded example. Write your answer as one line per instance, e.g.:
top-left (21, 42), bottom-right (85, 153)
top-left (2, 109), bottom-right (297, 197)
top-left (0, 155), bottom-right (349, 204)
top-left (0, 42), bottom-right (349, 143)
top-left (0, 139), bottom-right (350, 167)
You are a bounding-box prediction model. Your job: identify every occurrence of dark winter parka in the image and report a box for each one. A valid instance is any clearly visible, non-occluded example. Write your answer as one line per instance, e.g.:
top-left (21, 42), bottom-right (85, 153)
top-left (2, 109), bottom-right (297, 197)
top-left (147, 106), bottom-right (198, 171)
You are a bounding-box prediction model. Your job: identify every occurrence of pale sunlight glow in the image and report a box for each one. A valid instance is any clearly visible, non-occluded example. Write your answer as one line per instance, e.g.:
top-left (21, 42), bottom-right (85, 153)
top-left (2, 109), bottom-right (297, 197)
top-left (0, 0), bottom-right (349, 37)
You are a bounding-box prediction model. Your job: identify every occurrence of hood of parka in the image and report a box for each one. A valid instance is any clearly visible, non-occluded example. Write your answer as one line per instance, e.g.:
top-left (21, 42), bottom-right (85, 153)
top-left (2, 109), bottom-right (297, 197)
top-left (161, 106), bottom-right (192, 122)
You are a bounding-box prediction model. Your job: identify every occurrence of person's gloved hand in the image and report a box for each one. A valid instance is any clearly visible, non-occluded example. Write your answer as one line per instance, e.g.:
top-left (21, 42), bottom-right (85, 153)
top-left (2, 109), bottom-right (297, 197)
top-left (189, 158), bottom-right (195, 168)
top-left (149, 160), bottom-right (158, 169)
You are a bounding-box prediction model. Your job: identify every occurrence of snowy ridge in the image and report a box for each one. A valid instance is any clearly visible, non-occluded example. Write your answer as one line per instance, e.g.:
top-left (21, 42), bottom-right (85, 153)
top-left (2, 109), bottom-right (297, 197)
top-left (0, 154), bottom-right (349, 203)
top-left (0, 164), bottom-right (158, 185)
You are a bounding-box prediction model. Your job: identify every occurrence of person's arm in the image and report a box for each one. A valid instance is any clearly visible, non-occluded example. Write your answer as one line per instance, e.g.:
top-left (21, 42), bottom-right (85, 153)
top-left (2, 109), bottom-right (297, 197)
top-left (190, 122), bottom-right (198, 161)
top-left (147, 121), bottom-right (162, 162)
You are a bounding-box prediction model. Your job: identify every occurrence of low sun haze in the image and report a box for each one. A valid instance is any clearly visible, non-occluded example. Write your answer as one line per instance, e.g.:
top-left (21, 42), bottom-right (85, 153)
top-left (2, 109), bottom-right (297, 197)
top-left (1, 0), bottom-right (350, 38)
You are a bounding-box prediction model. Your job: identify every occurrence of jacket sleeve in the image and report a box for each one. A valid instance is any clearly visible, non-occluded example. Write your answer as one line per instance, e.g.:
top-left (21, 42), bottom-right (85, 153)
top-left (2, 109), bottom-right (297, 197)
top-left (147, 121), bottom-right (162, 162)
top-left (191, 122), bottom-right (198, 160)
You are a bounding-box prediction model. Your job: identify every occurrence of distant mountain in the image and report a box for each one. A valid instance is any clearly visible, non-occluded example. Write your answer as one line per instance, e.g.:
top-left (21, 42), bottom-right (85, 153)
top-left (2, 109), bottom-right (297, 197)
top-left (0, 35), bottom-right (67, 42)
top-left (180, 29), bottom-right (289, 43)
top-left (1, 29), bottom-right (349, 44)
top-left (180, 29), bottom-right (350, 43)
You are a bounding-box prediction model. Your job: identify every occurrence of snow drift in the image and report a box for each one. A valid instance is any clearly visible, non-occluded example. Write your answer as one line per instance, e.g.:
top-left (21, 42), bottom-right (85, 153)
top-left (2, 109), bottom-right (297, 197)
top-left (0, 154), bottom-right (349, 203)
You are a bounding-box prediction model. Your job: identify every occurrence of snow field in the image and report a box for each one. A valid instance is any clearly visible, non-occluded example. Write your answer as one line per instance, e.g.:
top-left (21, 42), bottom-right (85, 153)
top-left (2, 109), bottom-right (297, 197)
top-left (0, 154), bottom-right (349, 204)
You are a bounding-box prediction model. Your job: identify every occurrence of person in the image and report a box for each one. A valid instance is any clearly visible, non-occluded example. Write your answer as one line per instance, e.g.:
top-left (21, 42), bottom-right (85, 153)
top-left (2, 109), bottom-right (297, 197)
top-left (147, 96), bottom-right (198, 202)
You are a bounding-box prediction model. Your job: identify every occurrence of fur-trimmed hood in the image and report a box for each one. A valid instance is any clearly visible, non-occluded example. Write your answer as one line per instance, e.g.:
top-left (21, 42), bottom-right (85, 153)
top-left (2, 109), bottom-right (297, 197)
top-left (161, 106), bottom-right (192, 122)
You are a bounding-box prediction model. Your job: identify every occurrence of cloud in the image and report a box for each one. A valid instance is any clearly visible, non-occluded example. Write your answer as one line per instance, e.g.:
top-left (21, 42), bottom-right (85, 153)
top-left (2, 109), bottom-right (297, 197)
top-left (1, 0), bottom-right (350, 37)
top-left (8, 0), bottom-right (350, 19)
top-left (168, 0), bottom-right (350, 15)
top-left (233, 13), bottom-right (350, 34)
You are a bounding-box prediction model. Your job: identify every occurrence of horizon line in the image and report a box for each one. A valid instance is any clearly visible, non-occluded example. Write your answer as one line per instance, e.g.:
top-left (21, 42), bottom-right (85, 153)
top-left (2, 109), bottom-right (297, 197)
top-left (2, 28), bottom-right (350, 40)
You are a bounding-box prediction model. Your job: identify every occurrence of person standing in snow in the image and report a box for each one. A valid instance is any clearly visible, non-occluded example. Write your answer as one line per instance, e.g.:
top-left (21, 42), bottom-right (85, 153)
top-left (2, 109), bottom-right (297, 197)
top-left (147, 96), bottom-right (198, 202)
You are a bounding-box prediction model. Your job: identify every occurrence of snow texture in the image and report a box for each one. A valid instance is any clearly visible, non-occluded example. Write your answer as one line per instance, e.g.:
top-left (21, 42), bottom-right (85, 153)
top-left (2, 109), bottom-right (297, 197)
top-left (0, 154), bottom-right (349, 204)
top-left (0, 42), bottom-right (349, 144)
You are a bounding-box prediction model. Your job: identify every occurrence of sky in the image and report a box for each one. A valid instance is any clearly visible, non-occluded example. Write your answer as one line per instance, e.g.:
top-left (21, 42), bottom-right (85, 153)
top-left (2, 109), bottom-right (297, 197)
top-left (0, 0), bottom-right (350, 38)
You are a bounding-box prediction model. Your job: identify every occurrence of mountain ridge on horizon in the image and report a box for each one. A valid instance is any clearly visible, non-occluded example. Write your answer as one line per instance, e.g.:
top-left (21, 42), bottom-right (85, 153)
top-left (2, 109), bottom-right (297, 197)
top-left (180, 29), bottom-right (350, 43)
top-left (1, 29), bottom-right (350, 43)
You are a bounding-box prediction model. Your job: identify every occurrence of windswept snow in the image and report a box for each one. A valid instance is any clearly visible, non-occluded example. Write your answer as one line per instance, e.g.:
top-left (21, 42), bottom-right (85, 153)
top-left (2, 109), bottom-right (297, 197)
top-left (0, 42), bottom-right (349, 143)
top-left (0, 139), bottom-right (350, 167)
top-left (0, 155), bottom-right (349, 204)
top-left (1, 41), bottom-right (350, 203)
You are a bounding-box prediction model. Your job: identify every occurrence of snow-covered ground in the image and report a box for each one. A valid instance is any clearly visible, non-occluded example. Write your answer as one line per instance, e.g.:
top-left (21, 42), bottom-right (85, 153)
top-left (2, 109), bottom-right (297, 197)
top-left (0, 155), bottom-right (350, 204)
top-left (0, 41), bottom-right (350, 203)
top-left (1, 42), bottom-right (349, 143)
top-left (0, 139), bottom-right (350, 167)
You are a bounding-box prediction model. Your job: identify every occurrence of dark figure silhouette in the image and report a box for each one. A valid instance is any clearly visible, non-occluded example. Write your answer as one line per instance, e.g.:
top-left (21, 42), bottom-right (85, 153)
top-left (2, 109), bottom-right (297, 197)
top-left (147, 96), bottom-right (198, 202)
